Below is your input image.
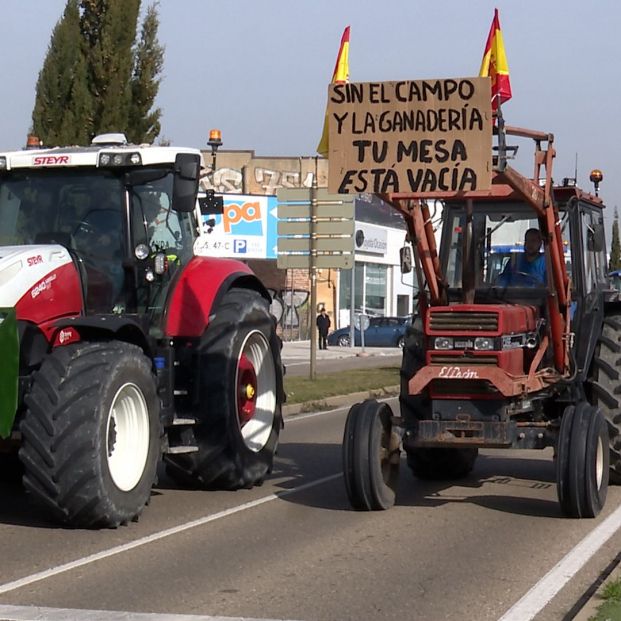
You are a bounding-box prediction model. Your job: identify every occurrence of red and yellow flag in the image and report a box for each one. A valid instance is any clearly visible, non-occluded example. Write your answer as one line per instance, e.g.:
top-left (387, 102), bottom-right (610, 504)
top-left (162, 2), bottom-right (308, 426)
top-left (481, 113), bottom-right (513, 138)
top-left (316, 26), bottom-right (350, 158)
top-left (479, 9), bottom-right (511, 110)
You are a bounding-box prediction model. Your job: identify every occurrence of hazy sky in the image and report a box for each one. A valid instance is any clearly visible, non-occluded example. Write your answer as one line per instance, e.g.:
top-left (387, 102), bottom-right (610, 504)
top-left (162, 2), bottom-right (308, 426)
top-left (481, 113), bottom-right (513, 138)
top-left (2, 1), bottom-right (620, 225)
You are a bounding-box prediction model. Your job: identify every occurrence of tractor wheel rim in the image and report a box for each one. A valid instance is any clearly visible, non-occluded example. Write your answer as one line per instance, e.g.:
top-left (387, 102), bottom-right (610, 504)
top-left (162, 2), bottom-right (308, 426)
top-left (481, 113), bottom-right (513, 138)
top-left (595, 433), bottom-right (604, 490)
top-left (238, 353), bottom-right (258, 426)
top-left (235, 330), bottom-right (276, 452)
top-left (106, 383), bottom-right (150, 492)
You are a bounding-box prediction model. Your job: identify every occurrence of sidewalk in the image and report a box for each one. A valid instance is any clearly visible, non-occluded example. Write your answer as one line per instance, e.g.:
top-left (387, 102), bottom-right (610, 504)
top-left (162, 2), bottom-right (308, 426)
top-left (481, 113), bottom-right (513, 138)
top-left (281, 339), bottom-right (400, 362)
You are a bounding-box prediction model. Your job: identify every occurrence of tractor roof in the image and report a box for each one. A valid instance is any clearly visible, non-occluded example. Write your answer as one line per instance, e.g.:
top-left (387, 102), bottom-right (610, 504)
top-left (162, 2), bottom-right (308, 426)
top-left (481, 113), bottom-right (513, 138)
top-left (0, 135), bottom-right (202, 171)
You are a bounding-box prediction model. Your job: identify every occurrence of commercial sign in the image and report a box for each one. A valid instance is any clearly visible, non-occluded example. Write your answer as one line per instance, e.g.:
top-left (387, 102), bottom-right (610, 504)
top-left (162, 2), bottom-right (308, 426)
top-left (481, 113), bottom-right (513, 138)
top-left (194, 194), bottom-right (278, 259)
top-left (354, 222), bottom-right (387, 256)
top-left (327, 77), bottom-right (492, 194)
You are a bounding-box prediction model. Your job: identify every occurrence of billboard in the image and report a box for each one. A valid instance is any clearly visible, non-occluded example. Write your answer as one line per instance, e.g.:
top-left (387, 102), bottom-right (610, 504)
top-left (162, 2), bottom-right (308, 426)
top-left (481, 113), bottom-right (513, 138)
top-left (195, 194), bottom-right (278, 259)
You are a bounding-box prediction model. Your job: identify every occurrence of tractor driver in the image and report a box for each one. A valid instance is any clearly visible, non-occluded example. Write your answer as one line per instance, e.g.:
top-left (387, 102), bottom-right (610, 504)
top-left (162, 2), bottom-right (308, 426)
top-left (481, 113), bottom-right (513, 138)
top-left (497, 228), bottom-right (547, 287)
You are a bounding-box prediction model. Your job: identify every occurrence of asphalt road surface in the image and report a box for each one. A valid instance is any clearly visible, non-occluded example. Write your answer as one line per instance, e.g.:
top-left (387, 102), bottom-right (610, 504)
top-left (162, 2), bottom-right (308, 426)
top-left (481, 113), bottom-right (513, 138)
top-left (1, 397), bottom-right (621, 621)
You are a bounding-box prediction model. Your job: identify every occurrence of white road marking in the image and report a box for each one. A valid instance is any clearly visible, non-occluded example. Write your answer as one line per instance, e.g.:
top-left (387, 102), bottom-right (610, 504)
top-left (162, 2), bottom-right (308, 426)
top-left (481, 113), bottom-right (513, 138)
top-left (0, 604), bottom-right (298, 621)
top-left (498, 501), bottom-right (621, 620)
top-left (0, 473), bottom-right (341, 597)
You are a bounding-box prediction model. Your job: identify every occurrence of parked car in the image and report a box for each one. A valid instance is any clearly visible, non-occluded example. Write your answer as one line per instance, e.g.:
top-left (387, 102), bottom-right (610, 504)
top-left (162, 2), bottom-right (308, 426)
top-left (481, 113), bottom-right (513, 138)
top-left (327, 316), bottom-right (409, 348)
top-left (610, 269), bottom-right (621, 291)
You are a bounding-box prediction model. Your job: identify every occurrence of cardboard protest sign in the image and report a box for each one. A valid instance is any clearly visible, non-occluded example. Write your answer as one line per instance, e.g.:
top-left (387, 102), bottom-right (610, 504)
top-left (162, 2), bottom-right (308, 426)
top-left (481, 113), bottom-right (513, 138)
top-left (327, 77), bottom-right (492, 194)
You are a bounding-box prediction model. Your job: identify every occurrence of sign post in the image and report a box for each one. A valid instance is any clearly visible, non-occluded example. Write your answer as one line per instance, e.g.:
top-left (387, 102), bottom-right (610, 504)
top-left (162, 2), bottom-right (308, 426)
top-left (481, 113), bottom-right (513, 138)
top-left (277, 186), bottom-right (355, 380)
top-left (309, 176), bottom-right (317, 380)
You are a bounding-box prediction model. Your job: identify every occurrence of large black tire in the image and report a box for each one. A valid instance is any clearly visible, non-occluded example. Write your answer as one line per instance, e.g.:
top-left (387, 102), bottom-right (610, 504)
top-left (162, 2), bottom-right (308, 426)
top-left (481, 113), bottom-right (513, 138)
top-left (166, 288), bottom-right (283, 490)
top-left (19, 342), bottom-right (160, 528)
top-left (556, 402), bottom-right (609, 518)
top-left (343, 399), bottom-right (400, 511)
top-left (399, 324), bottom-right (478, 480)
top-left (589, 314), bottom-right (621, 484)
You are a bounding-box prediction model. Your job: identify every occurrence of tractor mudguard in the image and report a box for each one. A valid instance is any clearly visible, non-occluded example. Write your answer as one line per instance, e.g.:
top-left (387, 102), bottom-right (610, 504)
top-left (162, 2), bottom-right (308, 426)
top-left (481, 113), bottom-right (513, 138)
top-left (164, 256), bottom-right (270, 337)
top-left (0, 308), bottom-right (19, 439)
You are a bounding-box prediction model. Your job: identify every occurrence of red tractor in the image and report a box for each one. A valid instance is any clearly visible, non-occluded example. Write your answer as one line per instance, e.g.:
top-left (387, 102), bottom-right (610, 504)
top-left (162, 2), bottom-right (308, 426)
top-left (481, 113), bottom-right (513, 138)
top-left (343, 122), bottom-right (621, 518)
top-left (0, 133), bottom-right (284, 527)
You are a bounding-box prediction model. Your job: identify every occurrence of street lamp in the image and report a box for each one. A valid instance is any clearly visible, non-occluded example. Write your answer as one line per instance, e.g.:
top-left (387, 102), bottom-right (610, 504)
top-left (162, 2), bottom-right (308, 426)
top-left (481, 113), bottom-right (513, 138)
top-left (207, 128), bottom-right (222, 185)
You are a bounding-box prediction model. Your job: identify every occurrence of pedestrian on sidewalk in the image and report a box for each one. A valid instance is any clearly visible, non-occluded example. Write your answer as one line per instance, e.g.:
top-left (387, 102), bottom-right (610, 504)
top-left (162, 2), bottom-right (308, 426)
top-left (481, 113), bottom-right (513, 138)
top-left (316, 307), bottom-right (331, 350)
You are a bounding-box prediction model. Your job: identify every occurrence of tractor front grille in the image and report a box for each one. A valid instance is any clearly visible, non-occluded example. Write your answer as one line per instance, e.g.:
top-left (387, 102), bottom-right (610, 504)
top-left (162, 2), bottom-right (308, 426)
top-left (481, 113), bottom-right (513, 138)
top-left (429, 311), bottom-right (498, 332)
top-left (429, 354), bottom-right (498, 366)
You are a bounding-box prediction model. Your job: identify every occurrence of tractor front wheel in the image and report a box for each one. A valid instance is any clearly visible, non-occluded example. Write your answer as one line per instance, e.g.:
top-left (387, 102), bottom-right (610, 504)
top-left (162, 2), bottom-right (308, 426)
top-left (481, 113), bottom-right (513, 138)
top-left (342, 399), bottom-right (400, 511)
top-left (556, 402), bottom-right (609, 518)
top-left (19, 342), bottom-right (160, 528)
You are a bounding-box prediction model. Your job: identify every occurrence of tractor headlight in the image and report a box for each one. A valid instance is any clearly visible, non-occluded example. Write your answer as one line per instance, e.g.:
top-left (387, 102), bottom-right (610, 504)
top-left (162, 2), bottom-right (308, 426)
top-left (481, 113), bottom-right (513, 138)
top-left (434, 336), bottom-right (453, 350)
top-left (98, 151), bottom-right (142, 167)
top-left (474, 337), bottom-right (495, 351)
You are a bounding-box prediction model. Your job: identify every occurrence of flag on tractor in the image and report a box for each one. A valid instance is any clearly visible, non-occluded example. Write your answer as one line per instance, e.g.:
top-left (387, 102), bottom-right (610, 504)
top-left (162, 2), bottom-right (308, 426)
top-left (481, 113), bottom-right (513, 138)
top-left (316, 26), bottom-right (350, 158)
top-left (479, 9), bottom-right (512, 111)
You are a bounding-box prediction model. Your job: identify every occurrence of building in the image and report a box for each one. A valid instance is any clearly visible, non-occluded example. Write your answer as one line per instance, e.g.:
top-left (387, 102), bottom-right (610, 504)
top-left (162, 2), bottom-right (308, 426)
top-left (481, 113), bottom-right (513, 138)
top-left (197, 149), bottom-right (416, 339)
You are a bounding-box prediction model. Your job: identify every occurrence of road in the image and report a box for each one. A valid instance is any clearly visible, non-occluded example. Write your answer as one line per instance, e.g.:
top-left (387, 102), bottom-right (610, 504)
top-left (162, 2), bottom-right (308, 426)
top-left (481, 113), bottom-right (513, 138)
top-left (1, 397), bottom-right (621, 621)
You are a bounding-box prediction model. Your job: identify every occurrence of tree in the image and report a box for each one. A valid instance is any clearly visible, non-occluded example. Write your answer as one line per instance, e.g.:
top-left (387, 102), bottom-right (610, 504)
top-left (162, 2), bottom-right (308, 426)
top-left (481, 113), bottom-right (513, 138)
top-left (610, 207), bottom-right (621, 272)
top-left (127, 2), bottom-right (164, 144)
top-left (31, 0), bottom-right (163, 146)
top-left (31, 0), bottom-right (90, 145)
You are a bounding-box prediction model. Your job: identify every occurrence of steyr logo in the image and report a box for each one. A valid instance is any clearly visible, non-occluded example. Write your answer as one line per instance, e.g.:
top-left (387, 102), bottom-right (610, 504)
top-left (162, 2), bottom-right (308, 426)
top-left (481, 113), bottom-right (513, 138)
top-left (27, 255), bottom-right (43, 266)
top-left (33, 155), bottom-right (70, 166)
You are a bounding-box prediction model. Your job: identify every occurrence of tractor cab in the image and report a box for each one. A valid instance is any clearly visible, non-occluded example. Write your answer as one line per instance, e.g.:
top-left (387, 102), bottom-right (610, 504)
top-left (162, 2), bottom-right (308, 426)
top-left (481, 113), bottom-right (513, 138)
top-left (0, 137), bottom-right (202, 317)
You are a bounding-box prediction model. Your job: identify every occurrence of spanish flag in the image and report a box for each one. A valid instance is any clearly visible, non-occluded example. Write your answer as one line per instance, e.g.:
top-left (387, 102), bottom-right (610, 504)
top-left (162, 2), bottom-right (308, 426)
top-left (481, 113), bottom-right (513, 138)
top-left (479, 9), bottom-right (512, 110)
top-left (316, 26), bottom-right (350, 158)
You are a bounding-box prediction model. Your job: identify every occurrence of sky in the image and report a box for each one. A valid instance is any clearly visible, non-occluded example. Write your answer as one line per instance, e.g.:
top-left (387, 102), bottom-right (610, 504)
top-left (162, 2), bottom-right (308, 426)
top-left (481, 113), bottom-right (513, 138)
top-left (1, 0), bottom-right (620, 228)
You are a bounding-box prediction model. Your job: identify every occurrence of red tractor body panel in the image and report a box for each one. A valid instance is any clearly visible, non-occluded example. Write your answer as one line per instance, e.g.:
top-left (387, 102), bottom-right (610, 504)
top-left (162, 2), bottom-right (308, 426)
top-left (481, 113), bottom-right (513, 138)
top-left (164, 256), bottom-right (257, 338)
top-left (426, 304), bottom-right (538, 336)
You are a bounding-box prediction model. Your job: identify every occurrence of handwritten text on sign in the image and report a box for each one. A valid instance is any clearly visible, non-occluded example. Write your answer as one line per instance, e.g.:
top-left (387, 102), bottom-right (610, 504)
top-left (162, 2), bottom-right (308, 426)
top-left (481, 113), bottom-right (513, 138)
top-left (327, 77), bottom-right (492, 194)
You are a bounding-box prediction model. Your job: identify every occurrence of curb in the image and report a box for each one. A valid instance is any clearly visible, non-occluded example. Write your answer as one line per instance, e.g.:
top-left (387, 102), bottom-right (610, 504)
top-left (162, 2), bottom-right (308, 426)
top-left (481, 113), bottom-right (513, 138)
top-left (282, 385), bottom-right (400, 418)
top-left (573, 561), bottom-right (621, 620)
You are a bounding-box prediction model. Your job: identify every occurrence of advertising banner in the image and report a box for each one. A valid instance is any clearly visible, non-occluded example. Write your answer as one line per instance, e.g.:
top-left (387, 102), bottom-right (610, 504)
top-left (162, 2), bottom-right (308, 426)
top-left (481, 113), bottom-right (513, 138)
top-left (195, 194), bottom-right (278, 259)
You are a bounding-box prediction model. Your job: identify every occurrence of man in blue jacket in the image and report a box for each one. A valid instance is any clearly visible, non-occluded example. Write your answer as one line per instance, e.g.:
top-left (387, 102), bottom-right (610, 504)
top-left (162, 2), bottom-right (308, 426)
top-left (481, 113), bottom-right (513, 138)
top-left (498, 228), bottom-right (547, 286)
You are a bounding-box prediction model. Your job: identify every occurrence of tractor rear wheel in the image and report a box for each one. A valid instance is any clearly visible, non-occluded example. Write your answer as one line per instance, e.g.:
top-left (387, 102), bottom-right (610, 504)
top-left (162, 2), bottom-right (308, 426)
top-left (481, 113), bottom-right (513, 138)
top-left (19, 342), bottom-right (160, 528)
top-left (166, 288), bottom-right (283, 490)
top-left (400, 326), bottom-right (478, 480)
top-left (589, 313), bottom-right (621, 484)
top-left (343, 399), bottom-right (400, 511)
top-left (556, 402), bottom-right (608, 518)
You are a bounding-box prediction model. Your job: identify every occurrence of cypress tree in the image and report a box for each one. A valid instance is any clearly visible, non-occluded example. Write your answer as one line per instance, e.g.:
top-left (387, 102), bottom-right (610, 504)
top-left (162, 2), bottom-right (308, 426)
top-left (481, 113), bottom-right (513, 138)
top-left (610, 207), bottom-right (621, 272)
top-left (80, 0), bottom-right (140, 135)
top-left (31, 0), bottom-right (86, 146)
top-left (127, 2), bottom-right (164, 144)
top-left (31, 0), bottom-right (163, 146)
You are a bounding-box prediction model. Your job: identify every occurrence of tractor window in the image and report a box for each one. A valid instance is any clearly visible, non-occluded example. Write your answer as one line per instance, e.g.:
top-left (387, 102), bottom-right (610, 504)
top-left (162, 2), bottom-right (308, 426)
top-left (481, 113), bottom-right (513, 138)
top-left (442, 203), bottom-right (541, 289)
top-left (130, 171), bottom-right (195, 265)
top-left (581, 208), bottom-right (607, 291)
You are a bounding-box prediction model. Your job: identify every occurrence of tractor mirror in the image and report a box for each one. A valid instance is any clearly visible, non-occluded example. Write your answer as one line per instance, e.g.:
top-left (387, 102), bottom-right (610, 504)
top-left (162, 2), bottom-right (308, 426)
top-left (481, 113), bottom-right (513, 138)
top-left (172, 153), bottom-right (200, 212)
top-left (587, 223), bottom-right (605, 252)
top-left (400, 246), bottom-right (413, 274)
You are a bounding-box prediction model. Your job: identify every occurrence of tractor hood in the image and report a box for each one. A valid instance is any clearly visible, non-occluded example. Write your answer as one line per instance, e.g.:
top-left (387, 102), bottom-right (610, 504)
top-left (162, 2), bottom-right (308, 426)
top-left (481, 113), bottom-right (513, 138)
top-left (0, 245), bottom-right (83, 324)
